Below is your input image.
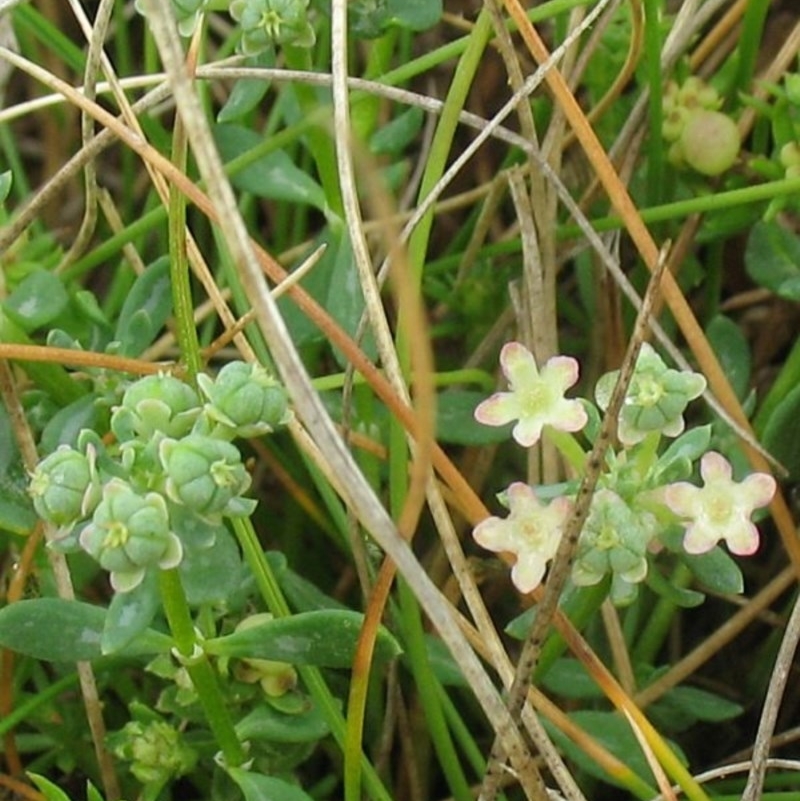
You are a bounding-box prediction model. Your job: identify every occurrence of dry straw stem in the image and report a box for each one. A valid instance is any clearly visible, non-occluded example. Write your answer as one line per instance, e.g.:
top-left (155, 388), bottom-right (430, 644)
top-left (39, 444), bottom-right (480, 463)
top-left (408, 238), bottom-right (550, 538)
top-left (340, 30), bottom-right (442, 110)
top-left (499, 0), bottom-right (800, 576)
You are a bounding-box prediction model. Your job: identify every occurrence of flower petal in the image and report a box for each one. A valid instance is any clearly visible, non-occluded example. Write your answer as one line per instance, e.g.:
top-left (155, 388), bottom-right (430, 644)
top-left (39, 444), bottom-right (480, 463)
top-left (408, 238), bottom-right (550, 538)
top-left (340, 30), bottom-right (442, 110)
top-left (474, 393), bottom-right (519, 427)
top-left (499, 342), bottom-right (539, 390)
top-left (540, 356), bottom-right (580, 392)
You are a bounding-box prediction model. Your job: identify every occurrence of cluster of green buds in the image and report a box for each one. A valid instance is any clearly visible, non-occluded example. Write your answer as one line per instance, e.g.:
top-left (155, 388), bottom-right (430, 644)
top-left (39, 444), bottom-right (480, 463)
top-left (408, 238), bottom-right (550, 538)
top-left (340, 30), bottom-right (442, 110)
top-left (110, 718), bottom-right (197, 786)
top-left (229, 0), bottom-right (315, 54)
top-left (473, 342), bottom-right (775, 605)
top-left (28, 361), bottom-right (290, 592)
top-left (662, 77), bottom-right (740, 176)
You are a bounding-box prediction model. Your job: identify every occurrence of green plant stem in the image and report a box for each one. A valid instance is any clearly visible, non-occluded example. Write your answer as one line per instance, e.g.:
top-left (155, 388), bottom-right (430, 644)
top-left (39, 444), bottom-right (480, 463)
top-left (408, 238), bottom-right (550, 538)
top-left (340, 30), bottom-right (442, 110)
top-left (158, 569), bottom-right (246, 768)
top-left (730, 0), bottom-right (771, 101)
top-left (395, 581), bottom-right (473, 801)
top-left (643, 0), bottom-right (664, 207)
top-left (632, 561), bottom-right (691, 665)
top-left (231, 516), bottom-right (393, 801)
top-left (169, 117), bottom-right (203, 381)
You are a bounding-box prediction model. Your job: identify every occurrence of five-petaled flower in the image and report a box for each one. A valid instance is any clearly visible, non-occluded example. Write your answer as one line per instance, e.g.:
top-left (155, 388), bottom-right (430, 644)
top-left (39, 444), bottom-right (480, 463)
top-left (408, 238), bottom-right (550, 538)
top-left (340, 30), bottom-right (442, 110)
top-left (664, 451), bottom-right (775, 555)
top-left (475, 342), bottom-right (587, 448)
top-left (473, 482), bottom-right (572, 593)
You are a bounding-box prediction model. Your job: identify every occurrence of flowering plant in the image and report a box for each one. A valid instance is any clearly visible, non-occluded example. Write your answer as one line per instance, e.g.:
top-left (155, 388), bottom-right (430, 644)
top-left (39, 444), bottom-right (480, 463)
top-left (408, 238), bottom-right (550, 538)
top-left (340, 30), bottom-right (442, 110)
top-left (473, 342), bottom-right (775, 605)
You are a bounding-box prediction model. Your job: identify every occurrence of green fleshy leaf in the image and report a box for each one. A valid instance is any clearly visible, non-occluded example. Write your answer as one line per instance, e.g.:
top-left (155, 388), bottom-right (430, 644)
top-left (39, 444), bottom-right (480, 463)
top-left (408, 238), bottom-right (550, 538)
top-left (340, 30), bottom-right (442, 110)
top-left (114, 257), bottom-right (172, 356)
top-left (645, 567), bottom-right (705, 608)
top-left (745, 219), bottom-right (800, 300)
top-left (3, 269), bottom-right (69, 332)
top-left (27, 773), bottom-right (73, 801)
top-left (705, 314), bottom-right (751, 400)
top-left (680, 545), bottom-right (744, 595)
top-left (541, 658), bottom-right (602, 700)
top-left (0, 598), bottom-right (171, 662)
top-left (235, 701), bottom-right (330, 743)
top-left (205, 610), bottom-right (401, 668)
top-left (217, 53), bottom-right (274, 123)
top-left (761, 382), bottom-right (800, 478)
top-left (102, 570), bottom-right (160, 655)
top-left (179, 525), bottom-right (244, 606)
top-left (227, 768), bottom-right (315, 801)
top-left (437, 390), bottom-right (513, 445)
top-left (40, 393), bottom-right (103, 452)
top-left (213, 124), bottom-right (327, 212)
top-left (370, 106), bottom-right (424, 156)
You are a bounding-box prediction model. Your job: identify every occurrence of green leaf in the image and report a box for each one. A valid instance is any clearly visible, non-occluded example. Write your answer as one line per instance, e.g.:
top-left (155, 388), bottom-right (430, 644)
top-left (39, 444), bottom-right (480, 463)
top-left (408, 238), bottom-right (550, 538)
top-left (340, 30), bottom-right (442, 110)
top-left (680, 545), bottom-right (744, 595)
top-left (545, 710), bottom-right (683, 788)
top-left (541, 658), bottom-right (603, 700)
top-left (40, 393), bottom-right (103, 452)
top-left (705, 315), bottom-right (751, 400)
top-left (235, 700), bottom-right (330, 743)
top-left (27, 772), bottom-right (72, 801)
top-left (385, 0), bottom-right (442, 30)
top-left (650, 684), bottom-right (743, 732)
top-left (0, 598), bottom-right (171, 662)
top-left (102, 570), bottom-right (160, 655)
top-left (217, 53), bottom-right (274, 123)
top-left (761, 382), bottom-right (800, 478)
top-left (745, 219), bottom-right (800, 300)
top-left (213, 124), bottom-right (327, 211)
top-left (115, 257), bottom-right (172, 356)
top-left (653, 425), bottom-right (712, 483)
top-left (205, 610), bottom-right (402, 668)
top-left (227, 768), bottom-right (315, 801)
top-left (3, 269), bottom-right (69, 332)
top-left (179, 526), bottom-right (244, 606)
top-left (646, 567), bottom-right (705, 608)
top-left (370, 106), bottom-right (424, 156)
top-left (437, 390), bottom-right (512, 445)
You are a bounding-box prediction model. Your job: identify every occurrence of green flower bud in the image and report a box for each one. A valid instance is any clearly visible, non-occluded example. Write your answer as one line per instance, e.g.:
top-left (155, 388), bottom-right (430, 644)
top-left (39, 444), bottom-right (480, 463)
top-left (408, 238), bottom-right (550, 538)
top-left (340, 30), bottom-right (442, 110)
top-left (572, 490), bottom-right (654, 606)
top-left (596, 343), bottom-right (706, 446)
top-left (160, 435), bottom-right (255, 519)
top-left (679, 110), bottom-right (740, 177)
top-left (661, 105), bottom-right (690, 143)
top-left (232, 614), bottom-right (298, 697)
top-left (197, 360), bottom-right (290, 439)
top-left (29, 445), bottom-right (100, 531)
top-left (112, 719), bottom-right (196, 785)
top-left (111, 373), bottom-right (200, 443)
top-left (229, 0), bottom-right (316, 55)
top-left (80, 479), bottom-right (182, 592)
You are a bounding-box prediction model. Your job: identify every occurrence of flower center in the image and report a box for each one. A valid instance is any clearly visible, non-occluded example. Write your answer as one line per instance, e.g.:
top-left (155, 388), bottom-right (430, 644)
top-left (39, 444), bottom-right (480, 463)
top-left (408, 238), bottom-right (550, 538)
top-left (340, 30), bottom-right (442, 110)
top-left (520, 380), bottom-right (550, 418)
top-left (704, 485), bottom-right (733, 524)
top-left (632, 374), bottom-right (664, 408)
top-left (595, 525), bottom-right (619, 550)
top-left (104, 521), bottom-right (129, 549)
top-left (519, 517), bottom-right (548, 549)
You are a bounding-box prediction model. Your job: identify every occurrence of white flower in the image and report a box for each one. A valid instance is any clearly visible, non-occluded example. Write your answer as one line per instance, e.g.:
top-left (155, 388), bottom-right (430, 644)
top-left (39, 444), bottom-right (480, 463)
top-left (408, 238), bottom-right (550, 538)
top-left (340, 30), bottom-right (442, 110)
top-left (473, 482), bottom-right (572, 593)
top-left (663, 451), bottom-right (775, 555)
top-left (475, 342), bottom-right (587, 448)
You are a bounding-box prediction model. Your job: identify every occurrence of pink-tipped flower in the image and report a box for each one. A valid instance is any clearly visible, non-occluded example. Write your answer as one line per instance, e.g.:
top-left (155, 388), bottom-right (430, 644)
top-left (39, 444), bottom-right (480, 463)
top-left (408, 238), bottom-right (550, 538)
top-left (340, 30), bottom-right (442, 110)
top-left (475, 342), bottom-right (587, 448)
top-left (664, 451), bottom-right (775, 556)
top-left (473, 482), bottom-right (572, 593)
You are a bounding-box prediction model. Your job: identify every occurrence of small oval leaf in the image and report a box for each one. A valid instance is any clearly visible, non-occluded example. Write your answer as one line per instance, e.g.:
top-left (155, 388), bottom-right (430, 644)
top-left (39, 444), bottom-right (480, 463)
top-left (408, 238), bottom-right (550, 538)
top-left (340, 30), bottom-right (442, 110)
top-left (205, 610), bottom-right (401, 668)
